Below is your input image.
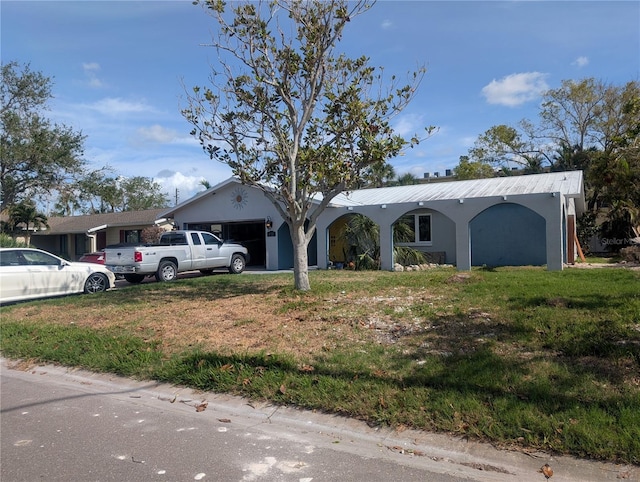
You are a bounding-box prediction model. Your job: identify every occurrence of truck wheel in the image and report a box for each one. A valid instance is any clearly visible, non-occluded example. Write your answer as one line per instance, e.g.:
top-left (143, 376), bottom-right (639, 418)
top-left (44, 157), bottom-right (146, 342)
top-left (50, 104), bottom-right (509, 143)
top-left (124, 274), bottom-right (145, 284)
top-left (228, 254), bottom-right (246, 274)
top-left (156, 260), bottom-right (178, 282)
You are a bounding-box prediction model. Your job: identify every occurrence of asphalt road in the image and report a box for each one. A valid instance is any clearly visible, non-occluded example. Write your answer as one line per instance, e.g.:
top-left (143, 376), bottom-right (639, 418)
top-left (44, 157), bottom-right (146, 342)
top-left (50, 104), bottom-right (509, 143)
top-left (1, 358), bottom-right (634, 482)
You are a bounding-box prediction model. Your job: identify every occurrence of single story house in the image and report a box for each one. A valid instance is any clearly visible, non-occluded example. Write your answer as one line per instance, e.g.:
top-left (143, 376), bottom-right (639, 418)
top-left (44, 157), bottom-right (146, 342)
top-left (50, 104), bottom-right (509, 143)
top-left (30, 208), bottom-right (172, 260)
top-left (159, 170), bottom-right (585, 271)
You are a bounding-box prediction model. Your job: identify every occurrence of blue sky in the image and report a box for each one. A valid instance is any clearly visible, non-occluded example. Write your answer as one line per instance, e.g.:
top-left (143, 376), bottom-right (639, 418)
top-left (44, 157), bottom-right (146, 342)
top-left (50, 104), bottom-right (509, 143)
top-left (3, 1), bottom-right (639, 204)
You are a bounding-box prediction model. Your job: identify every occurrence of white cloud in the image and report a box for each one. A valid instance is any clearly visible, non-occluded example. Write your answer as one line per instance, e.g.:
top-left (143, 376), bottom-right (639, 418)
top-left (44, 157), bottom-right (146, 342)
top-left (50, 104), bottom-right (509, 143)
top-left (393, 113), bottom-right (426, 137)
top-left (135, 124), bottom-right (178, 144)
top-left (572, 56), bottom-right (589, 68)
top-left (381, 19), bottom-right (393, 29)
top-left (155, 171), bottom-right (209, 202)
top-left (87, 97), bottom-right (152, 115)
top-left (481, 72), bottom-right (549, 107)
top-left (82, 62), bottom-right (104, 88)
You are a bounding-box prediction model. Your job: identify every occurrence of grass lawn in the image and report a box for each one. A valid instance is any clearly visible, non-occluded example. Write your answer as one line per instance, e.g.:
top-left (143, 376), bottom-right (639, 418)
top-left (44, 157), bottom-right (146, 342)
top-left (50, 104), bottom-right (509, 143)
top-left (1, 267), bottom-right (639, 464)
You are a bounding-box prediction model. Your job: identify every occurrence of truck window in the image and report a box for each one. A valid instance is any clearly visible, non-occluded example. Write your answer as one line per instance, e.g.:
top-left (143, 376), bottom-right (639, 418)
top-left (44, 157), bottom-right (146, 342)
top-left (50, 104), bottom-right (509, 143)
top-left (161, 233), bottom-right (187, 245)
top-left (190, 233), bottom-right (202, 245)
top-left (201, 233), bottom-right (220, 245)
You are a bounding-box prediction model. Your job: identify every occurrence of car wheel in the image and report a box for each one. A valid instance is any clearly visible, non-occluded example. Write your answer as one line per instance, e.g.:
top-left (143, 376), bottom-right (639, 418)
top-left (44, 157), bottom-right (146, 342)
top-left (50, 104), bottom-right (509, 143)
top-left (124, 274), bottom-right (145, 284)
top-left (228, 254), bottom-right (246, 274)
top-left (156, 260), bottom-right (178, 282)
top-left (84, 273), bottom-right (108, 294)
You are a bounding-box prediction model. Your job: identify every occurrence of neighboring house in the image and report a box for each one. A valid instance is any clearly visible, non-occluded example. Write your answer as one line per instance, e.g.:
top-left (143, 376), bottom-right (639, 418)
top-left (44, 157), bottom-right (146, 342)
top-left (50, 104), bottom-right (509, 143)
top-left (160, 171), bottom-right (586, 271)
top-left (30, 209), bottom-right (172, 260)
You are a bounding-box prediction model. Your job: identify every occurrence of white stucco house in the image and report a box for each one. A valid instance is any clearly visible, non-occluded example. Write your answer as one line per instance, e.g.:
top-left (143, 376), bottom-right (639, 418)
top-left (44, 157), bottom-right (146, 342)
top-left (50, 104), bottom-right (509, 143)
top-left (159, 170), bottom-right (586, 271)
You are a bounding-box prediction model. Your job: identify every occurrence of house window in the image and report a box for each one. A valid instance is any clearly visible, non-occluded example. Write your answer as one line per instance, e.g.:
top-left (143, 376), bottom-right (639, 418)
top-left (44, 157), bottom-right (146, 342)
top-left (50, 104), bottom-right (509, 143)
top-left (395, 214), bottom-right (432, 244)
top-left (123, 230), bottom-right (142, 244)
top-left (418, 215), bottom-right (432, 242)
top-left (75, 234), bottom-right (87, 256)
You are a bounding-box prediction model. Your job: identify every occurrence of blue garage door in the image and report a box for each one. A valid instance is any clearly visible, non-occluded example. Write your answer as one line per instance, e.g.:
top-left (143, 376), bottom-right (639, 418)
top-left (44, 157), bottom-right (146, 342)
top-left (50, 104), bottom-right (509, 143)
top-left (470, 203), bottom-right (546, 267)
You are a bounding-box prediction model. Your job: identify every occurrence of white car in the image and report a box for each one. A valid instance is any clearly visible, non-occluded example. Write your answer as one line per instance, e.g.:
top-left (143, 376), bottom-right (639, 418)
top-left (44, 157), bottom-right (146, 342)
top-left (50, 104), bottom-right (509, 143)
top-left (0, 248), bottom-right (116, 304)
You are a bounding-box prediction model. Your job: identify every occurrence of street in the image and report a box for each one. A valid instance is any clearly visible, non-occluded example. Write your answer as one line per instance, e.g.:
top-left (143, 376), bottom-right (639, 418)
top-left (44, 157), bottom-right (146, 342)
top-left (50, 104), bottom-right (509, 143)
top-left (1, 358), bottom-right (633, 481)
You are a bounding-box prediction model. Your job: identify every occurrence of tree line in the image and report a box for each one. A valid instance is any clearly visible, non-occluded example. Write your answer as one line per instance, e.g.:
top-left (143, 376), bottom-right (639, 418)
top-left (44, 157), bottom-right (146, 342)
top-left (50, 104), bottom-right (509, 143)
top-left (454, 78), bottom-right (640, 248)
top-left (1, 61), bottom-right (169, 237)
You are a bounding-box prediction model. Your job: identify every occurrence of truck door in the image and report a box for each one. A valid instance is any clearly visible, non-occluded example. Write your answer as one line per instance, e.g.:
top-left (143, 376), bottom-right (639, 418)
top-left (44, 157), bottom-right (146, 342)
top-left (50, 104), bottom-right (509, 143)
top-left (189, 232), bottom-right (207, 269)
top-left (201, 232), bottom-right (224, 267)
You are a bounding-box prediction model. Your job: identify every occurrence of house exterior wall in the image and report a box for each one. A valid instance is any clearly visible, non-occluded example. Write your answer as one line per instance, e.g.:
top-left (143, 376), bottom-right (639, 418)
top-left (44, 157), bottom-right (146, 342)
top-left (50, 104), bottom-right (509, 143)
top-left (165, 176), bottom-right (578, 273)
top-left (169, 182), bottom-right (286, 270)
top-left (317, 191), bottom-right (567, 271)
top-left (30, 234), bottom-right (79, 260)
top-left (402, 209), bottom-right (456, 264)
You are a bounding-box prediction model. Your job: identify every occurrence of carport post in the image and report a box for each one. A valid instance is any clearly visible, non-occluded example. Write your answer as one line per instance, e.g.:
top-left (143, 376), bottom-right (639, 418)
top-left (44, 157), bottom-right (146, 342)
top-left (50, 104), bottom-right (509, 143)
top-left (379, 221), bottom-right (394, 271)
top-left (546, 192), bottom-right (564, 271)
top-left (455, 223), bottom-right (472, 271)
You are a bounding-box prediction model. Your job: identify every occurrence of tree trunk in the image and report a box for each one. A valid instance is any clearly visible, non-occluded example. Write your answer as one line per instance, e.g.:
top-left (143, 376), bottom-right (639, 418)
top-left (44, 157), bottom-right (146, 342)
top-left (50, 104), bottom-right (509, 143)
top-left (291, 223), bottom-right (311, 291)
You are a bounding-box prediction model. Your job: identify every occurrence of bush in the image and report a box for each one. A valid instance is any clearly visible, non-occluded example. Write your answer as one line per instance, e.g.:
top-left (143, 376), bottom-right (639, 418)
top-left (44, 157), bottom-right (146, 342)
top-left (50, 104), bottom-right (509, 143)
top-left (0, 233), bottom-right (29, 248)
top-left (141, 225), bottom-right (165, 244)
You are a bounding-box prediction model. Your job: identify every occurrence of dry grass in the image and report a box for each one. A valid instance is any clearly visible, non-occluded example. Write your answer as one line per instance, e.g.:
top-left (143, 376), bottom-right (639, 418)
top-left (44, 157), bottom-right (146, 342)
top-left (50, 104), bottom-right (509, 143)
top-left (2, 268), bottom-right (640, 463)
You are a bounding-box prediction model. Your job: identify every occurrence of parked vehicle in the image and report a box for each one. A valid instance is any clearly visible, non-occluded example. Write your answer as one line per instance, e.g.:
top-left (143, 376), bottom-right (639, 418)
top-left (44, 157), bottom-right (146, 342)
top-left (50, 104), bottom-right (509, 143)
top-left (104, 230), bottom-right (249, 283)
top-left (0, 248), bottom-right (116, 304)
top-left (79, 251), bottom-right (106, 264)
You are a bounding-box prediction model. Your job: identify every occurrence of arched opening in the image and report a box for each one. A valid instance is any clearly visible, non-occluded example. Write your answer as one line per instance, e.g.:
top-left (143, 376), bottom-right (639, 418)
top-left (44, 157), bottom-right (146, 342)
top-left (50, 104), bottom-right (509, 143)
top-left (327, 213), bottom-right (379, 269)
top-left (470, 203), bottom-right (546, 267)
top-left (392, 209), bottom-right (456, 265)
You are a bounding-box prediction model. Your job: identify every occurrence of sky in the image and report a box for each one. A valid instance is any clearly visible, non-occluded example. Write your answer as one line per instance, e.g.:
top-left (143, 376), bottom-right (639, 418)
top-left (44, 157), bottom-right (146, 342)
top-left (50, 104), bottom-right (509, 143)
top-left (2, 1), bottom-right (639, 205)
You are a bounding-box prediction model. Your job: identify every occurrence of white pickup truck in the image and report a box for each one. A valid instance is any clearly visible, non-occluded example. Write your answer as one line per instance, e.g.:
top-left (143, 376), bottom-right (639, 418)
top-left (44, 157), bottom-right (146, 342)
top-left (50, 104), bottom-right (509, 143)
top-left (104, 230), bottom-right (249, 283)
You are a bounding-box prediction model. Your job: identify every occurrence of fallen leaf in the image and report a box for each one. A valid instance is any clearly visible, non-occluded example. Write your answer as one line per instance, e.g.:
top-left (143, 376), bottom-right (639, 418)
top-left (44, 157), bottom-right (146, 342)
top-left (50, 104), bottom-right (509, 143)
top-left (195, 401), bottom-right (208, 412)
top-left (279, 384), bottom-right (286, 394)
top-left (218, 418), bottom-right (231, 423)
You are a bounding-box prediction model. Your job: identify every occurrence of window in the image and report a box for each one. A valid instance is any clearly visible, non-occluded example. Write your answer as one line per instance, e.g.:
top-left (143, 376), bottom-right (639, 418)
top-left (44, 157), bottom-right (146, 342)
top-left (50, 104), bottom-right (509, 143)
top-left (123, 229), bottom-right (142, 244)
top-left (394, 214), bottom-right (432, 244)
top-left (162, 232), bottom-right (187, 245)
top-left (201, 232), bottom-right (221, 245)
top-left (190, 233), bottom-right (202, 245)
top-left (418, 215), bottom-right (432, 242)
top-left (75, 233), bottom-right (87, 256)
top-left (21, 250), bottom-right (60, 266)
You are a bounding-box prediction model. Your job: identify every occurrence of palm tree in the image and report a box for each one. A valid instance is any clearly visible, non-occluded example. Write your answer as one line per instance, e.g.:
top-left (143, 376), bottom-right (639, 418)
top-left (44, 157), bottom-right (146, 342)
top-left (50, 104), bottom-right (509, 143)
top-left (4, 202), bottom-right (49, 245)
top-left (394, 172), bottom-right (420, 186)
top-left (338, 214), bottom-right (428, 270)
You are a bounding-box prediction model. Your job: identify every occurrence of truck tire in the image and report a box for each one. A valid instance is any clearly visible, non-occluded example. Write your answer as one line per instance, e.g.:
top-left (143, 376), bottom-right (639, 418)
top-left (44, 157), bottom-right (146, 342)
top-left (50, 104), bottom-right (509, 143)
top-left (228, 254), bottom-right (246, 274)
top-left (124, 274), bottom-right (145, 284)
top-left (156, 260), bottom-right (178, 282)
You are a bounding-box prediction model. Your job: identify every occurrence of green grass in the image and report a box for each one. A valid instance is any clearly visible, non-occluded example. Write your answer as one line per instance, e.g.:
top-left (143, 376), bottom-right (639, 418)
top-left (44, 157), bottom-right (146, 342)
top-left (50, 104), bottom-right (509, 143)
top-left (1, 267), bottom-right (639, 464)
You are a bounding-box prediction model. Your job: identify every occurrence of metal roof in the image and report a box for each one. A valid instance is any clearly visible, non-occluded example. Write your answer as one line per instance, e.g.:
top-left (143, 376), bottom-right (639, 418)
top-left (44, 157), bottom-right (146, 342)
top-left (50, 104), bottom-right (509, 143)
top-left (158, 170), bottom-right (585, 217)
top-left (330, 171), bottom-right (584, 210)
